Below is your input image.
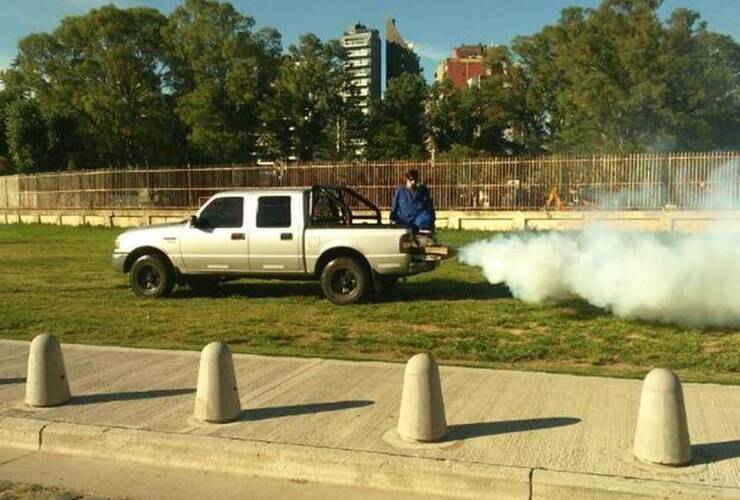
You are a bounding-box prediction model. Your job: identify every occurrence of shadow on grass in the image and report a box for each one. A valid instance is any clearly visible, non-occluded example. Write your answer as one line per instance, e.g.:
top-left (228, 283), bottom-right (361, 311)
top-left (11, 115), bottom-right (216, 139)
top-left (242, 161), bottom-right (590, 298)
top-left (447, 417), bottom-right (581, 441)
top-left (171, 281), bottom-right (320, 300)
top-left (239, 400), bottom-right (374, 421)
top-left (694, 439), bottom-right (740, 464)
top-left (70, 388), bottom-right (194, 405)
top-left (553, 298), bottom-right (611, 321)
top-left (172, 279), bottom-right (511, 302)
top-left (0, 377), bottom-right (26, 385)
top-left (554, 298), bottom-right (740, 333)
top-left (383, 279), bottom-right (512, 302)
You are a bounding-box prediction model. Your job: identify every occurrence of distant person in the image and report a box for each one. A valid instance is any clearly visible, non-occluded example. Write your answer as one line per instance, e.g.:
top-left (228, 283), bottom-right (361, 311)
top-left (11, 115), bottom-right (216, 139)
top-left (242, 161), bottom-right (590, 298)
top-left (390, 169), bottom-right (436, 232)
top-left (544, 186), bottom-right (564, 211)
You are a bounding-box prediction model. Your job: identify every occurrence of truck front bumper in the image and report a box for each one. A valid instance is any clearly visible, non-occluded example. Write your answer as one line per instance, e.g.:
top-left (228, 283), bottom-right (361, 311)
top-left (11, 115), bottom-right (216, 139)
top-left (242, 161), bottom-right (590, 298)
top-left (111, 252), bottom-right (128, 273)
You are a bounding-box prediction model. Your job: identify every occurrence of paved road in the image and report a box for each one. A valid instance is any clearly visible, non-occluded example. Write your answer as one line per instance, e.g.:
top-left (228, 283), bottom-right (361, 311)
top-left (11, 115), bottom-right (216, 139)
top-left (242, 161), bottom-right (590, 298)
top-left (1, 340), bottom-right (739, 498)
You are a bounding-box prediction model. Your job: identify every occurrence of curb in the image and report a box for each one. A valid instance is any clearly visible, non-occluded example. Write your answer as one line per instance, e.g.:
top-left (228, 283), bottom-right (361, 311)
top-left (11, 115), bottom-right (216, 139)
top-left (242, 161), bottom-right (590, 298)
top-left (4, 416), bottom-right (529, 499)
top-left (532, 469), bottom-right (740, 499)
top-left (2, 417), bottom-right (739, 499)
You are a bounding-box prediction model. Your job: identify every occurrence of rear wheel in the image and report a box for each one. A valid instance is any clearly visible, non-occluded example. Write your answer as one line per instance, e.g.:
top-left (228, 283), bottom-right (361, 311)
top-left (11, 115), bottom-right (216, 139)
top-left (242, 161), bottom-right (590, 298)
top-left (320, 257), bottom-right (369, 305)
top-left (129, 255), bottom-right (174, 298)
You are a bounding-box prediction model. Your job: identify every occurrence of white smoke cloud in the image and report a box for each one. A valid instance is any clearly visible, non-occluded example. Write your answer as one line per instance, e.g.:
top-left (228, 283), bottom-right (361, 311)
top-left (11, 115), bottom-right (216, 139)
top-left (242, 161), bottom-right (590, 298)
top-left (459, 228), bottom-right (740, 328)
top-left (459, 161), bottom-right (740, 328)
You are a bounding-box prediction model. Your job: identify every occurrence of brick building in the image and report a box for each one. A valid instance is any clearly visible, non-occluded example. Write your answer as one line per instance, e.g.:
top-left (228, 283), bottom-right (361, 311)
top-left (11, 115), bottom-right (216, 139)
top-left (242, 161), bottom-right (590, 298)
top-left (434, 44), bottom-right (487, 88)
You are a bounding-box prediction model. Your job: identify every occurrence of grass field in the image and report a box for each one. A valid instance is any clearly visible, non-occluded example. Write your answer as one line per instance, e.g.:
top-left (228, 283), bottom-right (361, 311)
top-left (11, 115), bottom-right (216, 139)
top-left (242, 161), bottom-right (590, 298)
top-left (0, 223), bottom-right (738, 384)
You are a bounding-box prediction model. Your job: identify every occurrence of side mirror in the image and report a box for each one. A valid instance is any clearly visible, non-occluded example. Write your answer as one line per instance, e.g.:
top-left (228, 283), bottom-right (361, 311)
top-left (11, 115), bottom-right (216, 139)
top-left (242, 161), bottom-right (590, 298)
top-left (189, 215), bottom-right (199, 227)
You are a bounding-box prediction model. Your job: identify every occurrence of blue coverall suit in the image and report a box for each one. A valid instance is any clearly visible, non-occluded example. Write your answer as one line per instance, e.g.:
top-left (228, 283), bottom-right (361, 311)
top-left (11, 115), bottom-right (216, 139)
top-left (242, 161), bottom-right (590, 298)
top-left (390, 185), bottom-right (436, 231)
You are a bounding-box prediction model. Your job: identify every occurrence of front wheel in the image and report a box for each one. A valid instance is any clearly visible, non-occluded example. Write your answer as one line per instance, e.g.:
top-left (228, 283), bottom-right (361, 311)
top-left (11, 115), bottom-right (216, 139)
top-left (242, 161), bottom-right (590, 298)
top-left (320, 257), bottom-right (369, 305)
top-left (129, 255), bottom-right (174, 298)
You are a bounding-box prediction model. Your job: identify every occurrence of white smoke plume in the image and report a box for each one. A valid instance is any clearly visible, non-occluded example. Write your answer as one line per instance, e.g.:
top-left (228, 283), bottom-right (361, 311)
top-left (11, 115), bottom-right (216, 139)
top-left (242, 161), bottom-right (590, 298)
top-left (459, 161), bottom-right (740, 328)
top-left (459, 228), bottom-right (740, 328)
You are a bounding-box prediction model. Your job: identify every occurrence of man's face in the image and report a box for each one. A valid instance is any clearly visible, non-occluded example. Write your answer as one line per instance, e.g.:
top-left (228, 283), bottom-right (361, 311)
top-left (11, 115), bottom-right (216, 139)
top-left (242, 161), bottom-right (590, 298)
top-left (406, 178), bottom-right (417, 190)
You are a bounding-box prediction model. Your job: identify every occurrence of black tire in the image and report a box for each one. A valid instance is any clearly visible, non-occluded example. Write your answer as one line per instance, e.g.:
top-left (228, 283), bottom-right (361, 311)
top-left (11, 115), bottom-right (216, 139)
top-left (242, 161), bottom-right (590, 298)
top-left (184, 275), bottom-right (221, 291)
top-left (320, 257), bottom-right (369, 305)
top-left (129, 254), bottom-right (174, 298)
top-left (378, 275), bottom-right (399, 292)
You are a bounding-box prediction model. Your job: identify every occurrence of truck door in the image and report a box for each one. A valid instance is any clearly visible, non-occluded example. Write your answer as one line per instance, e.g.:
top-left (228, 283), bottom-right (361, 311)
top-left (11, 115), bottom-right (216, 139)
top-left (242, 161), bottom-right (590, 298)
top-left (179, 195), bottom-right (249, 273)
top-left (248, 194), bottom-right (304, 273)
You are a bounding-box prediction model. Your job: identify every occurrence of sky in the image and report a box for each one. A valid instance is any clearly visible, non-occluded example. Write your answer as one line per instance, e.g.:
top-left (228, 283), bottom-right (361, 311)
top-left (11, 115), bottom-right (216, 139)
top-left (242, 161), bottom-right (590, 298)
top-left (1, 0), bottom-right (738, 83)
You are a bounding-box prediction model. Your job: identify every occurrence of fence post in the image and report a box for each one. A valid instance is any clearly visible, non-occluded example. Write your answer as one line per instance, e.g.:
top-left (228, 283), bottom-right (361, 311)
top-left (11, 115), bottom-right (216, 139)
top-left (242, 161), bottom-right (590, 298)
top-left (187, 163), bottom-right (193, 209)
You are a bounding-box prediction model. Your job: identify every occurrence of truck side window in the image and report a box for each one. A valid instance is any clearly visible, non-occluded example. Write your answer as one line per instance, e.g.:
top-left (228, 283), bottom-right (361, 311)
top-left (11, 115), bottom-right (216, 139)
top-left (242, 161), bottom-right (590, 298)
top-left (257, 196), bottom-right (291, 228)
top-left (199, 197), bottom-right (243, 228)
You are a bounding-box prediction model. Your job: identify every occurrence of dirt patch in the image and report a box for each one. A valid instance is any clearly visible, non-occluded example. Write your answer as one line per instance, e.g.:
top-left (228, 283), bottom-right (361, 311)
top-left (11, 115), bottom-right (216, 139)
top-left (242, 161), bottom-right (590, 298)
top-left (410, 324), bottom-right (444, 334)
top-left (703, 340), bottom-right (724, 354)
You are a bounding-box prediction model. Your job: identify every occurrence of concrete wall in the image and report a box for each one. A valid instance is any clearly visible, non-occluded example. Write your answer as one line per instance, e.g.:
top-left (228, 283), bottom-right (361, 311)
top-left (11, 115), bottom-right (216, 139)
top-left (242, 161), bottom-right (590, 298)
top-left (0, 175), bottom-right (20, 209)
top-left (2, 208), bottom-right (740, 233)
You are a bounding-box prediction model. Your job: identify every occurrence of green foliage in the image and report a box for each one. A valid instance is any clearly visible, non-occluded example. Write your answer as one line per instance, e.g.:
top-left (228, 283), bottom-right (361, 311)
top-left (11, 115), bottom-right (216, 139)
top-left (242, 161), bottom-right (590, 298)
top-left (368, 73), bottom-right (429, 160)
top-left (259, 34), bottom-right (348, 161)
top-left (2, 5), bottom-right (179, 167)
top-left (6, 100), bottom-right (48, 172)
top-left (164, 0), bottom-right (282, 162)
top-left (435, 144), bottom-right (486, 162)
top-left (0, 91), bottom-right (11, 160)
top-left (503, 0), bottom-right (740, 153)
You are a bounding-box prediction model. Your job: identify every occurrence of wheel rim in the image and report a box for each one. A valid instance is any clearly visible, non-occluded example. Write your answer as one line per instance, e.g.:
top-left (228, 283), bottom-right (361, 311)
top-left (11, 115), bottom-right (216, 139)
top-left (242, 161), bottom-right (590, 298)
top-left (330, 268), bottom-right (358, 295)
top-left (136, 265), bottom-right (161, 291)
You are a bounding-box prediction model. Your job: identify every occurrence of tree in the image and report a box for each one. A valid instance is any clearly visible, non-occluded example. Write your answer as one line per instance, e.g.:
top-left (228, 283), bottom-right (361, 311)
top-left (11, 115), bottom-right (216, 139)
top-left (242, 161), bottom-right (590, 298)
top-left (2, 5), bottom-right (179, 167)
top-left (164, 0), bottom-right (282, 162)
top-left (259, 34), bottom-right (349, 161)
top-left (497, 0), bottom-right (740, 153)
top-left (368, 73), bottom-right (428, 159)
top-left (660, 9), bottom-right (740, 150)
top-left (426, 80), bottom-right (463, 153)
top-left (0, 90), bottom-right (12, 162)
top-left (6, 99), bottom-right (48, 172)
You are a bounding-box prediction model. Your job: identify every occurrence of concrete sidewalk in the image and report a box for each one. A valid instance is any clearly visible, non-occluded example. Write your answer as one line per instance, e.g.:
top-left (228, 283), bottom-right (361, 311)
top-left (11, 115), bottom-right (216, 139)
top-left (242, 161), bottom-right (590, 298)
top-left (1, 339), bottom-right (739, 499)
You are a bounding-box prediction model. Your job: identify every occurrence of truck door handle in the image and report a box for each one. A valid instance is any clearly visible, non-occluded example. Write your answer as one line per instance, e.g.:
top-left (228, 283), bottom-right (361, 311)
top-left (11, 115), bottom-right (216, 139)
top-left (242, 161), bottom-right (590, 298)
top-left (231, 233), bottom-right (245, 240)
top-left (280, 232), bottom-right (293, 240)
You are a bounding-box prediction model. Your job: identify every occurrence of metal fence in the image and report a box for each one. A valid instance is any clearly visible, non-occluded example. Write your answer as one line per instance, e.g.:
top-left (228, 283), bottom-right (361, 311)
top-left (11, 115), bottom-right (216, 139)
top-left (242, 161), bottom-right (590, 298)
top-left (1, 152), bottom-right (739, 211)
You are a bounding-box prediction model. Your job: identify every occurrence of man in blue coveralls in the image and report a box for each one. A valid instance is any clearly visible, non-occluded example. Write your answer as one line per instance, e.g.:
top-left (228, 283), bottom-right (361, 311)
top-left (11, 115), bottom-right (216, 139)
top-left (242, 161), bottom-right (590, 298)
top-left (390, 169), bottom-right (436, 232)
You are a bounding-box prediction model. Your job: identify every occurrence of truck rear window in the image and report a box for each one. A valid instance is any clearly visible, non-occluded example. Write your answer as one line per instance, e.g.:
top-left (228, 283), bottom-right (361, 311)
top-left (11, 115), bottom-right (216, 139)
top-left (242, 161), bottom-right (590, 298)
top-left (257, 196), bottom-right (291, 228)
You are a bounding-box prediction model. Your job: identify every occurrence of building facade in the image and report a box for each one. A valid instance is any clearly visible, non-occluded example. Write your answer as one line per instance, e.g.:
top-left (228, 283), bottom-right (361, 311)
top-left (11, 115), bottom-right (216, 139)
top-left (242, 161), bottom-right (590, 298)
top-left (434, 45), bottom-right (487, 88)
top-left (341, 23), bottom-right (381, 115)
top-left (385, 18), bottom-right (421, 84)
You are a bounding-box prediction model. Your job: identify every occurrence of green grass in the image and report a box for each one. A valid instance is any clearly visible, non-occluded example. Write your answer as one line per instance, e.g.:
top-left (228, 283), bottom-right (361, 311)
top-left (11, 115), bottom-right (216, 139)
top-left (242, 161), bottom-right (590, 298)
top-left (0, 223), bottom-right (739, 384)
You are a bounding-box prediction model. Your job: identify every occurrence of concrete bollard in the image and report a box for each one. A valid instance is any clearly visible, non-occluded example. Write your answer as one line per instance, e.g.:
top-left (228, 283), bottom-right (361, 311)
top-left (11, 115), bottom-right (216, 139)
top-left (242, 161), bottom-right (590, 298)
top-left (194, 342), bottom-right (241, 423)
top-left (25, 334), bottom-right (71, 407)
top-left (633, 368), bottom-right (691, 466)
top-left (397, 353), bottom-right (448, 443)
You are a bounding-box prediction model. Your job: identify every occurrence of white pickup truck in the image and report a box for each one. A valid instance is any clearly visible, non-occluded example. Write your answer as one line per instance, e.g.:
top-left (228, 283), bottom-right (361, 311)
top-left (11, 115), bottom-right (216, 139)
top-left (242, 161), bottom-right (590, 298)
top-left (112, 186), bottom-right (449, 304)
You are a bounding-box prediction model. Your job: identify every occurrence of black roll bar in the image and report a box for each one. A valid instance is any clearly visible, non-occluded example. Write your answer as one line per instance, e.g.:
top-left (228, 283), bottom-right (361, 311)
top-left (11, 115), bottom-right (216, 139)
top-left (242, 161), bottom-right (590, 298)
top-left (311, 185), bottom-right (382, 225)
